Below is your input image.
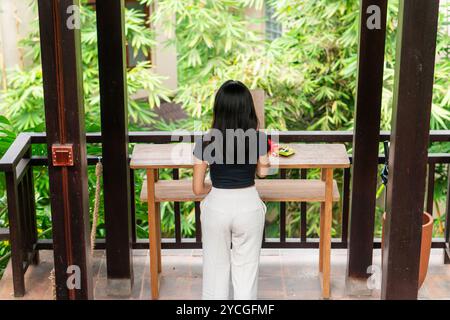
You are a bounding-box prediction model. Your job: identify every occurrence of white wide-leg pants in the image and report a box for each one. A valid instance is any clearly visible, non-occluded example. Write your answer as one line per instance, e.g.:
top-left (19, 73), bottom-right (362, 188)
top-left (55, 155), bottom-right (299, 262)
top-left (200, 186), bottom-right (266, 300)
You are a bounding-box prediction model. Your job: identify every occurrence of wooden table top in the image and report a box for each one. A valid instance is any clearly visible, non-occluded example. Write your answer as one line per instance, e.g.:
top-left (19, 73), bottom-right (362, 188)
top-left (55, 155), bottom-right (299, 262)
top-left (130, 143), bottom-right (350, 169)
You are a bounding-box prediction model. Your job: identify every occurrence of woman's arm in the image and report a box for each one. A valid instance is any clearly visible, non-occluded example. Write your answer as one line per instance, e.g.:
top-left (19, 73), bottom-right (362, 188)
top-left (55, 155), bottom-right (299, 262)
top-left (256, 153), bottom-right (271, 178)
top-left (193, 158), bottom-right (212, 196)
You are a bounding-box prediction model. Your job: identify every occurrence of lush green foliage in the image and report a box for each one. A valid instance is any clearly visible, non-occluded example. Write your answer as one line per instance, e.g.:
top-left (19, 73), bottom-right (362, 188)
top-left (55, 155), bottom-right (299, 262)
top-left (0, 0), bottom-right (449, 275)
top-left (0, 0), bottom-right (172, 274)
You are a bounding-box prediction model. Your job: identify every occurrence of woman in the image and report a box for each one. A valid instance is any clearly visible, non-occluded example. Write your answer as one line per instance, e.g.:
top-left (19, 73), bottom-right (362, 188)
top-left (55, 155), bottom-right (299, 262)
top-left (193, 80), bottom-right (271, 300)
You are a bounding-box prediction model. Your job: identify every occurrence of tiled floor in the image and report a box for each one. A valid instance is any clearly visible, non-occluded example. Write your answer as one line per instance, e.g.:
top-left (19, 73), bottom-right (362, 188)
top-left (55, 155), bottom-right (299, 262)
top-left (0, 249), bottom-right (449, 300)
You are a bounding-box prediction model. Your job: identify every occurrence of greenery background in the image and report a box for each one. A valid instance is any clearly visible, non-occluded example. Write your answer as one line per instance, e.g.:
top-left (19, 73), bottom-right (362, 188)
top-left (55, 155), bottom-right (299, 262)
top-left (0, 0), bottom-right (449, 276)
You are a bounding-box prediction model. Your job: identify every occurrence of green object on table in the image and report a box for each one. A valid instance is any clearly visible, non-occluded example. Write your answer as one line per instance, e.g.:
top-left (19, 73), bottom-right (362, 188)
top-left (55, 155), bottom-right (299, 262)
top-left (278, 146), bottom-right (295, 157)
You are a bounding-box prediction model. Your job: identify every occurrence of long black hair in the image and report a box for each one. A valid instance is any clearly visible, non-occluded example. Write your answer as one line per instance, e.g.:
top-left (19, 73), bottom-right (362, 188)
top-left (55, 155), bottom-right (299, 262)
top-left (211, 80), bottom-right (259, 132)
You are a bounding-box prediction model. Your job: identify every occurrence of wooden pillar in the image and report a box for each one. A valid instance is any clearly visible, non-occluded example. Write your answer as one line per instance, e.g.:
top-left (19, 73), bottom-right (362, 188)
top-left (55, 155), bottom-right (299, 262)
top-left (38, 0), bottom-right (93, 299)
top-left (381, 0), bottom-right (440, 300)
top-left (347, 0), bottom-right (388, 281)
top-left (96, 0), bottom-right (134, 295)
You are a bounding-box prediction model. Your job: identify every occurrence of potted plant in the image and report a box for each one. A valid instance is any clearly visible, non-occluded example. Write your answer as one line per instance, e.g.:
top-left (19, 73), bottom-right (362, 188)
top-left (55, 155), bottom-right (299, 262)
top-left (381, 212), bottom-right (433, 288)
top-left (380, 141), bottom-right (433, 288)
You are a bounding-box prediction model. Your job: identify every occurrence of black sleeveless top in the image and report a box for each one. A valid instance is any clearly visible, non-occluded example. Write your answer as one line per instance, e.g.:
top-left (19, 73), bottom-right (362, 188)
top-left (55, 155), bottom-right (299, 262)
top-left (193, 131), bottom-right (270, 189)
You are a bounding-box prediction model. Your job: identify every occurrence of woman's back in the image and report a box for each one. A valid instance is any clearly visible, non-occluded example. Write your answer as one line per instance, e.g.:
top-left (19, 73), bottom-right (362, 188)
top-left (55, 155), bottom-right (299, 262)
top-left (194, 130), bottom-right (269, 189)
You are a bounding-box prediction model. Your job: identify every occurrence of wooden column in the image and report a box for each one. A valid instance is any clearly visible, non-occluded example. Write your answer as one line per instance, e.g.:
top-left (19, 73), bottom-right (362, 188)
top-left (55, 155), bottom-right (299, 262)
top-left (381, 0), bottom-right (440, 300)
top-left (38, 0), bottom-right (93, 299)
top-left (347, 0), bottom-right (388, 281)
top-left (96, 0), bottom-right (134, 294)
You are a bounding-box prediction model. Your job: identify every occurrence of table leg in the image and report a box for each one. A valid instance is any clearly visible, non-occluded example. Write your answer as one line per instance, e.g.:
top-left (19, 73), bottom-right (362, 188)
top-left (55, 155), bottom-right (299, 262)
top-left (319, 169), bottom-right (327, 272)
top-left (154, 169), bottom-right (162, 274)
top-left (319, 202), bottom-right (325, 272)
top-left (156, 201), bottom-right (162, 273)
top-left (321, 168), bottom-right (333, 299)
top-left (147, 169), bottom-right (159, 299)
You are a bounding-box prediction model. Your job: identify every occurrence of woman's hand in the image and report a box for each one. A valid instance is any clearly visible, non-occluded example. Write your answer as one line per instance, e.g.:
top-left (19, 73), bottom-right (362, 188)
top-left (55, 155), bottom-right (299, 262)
top-left (200, 180), bottom-right (212, 195)
top-left (256, 154), bottom-right (271, 178)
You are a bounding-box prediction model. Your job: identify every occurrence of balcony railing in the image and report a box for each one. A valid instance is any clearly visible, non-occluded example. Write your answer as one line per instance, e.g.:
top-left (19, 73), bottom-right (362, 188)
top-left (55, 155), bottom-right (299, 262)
top-left (1, 131), bottom-right (449, 254)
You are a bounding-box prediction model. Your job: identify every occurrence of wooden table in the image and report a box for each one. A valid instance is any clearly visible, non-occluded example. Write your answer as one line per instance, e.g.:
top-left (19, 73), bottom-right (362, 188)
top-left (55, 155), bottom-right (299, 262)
top-left (130, 143), bottom-right (350, 299)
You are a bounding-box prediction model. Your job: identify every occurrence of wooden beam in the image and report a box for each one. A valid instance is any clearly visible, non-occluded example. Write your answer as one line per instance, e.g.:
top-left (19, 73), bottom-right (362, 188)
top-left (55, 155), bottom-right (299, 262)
top-left (381, 0), bottom-right (440, 300)
top-left (35, 237), bottom-right (448, 251)
top-left (27, 130), bottom-right (450, 145)
top-left (347, 0), bottom-right (388, 279)
top-left (96, 0), bottom-right (134, 294)
top-left (38, 0), bottom-right (93, 300)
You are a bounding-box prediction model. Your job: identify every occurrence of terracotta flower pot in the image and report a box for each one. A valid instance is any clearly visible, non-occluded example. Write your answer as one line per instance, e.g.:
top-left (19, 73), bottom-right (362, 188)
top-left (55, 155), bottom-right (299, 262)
top-left (382, 212), bottom-right (433, 288)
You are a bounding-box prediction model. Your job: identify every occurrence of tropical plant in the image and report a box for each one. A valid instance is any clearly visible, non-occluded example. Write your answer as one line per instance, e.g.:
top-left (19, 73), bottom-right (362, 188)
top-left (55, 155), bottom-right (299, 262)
top-left (0, 0), bottom-right (171, 275)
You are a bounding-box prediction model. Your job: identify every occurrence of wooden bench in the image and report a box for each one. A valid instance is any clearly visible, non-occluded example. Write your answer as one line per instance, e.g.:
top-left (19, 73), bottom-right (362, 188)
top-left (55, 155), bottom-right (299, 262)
top-left (140, 178), bottom-right (340, 203)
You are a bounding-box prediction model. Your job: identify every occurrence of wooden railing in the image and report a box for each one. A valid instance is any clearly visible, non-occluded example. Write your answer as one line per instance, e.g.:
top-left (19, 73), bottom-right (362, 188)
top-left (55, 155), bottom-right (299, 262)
top-left (0, 134), bottom-right (39, 296)
top-left (1, 131), bottom-right (449, 252)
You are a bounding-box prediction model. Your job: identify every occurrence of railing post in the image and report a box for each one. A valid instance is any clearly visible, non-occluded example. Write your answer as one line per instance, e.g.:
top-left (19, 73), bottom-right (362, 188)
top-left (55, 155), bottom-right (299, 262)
top-left (444, 166), bottom-right (450, 264)
top-left (341, 168), bottom-right (351, 246)
top-left (173, 169), bottom-right (182, 244)
top-left (195, 202), bottom-right (202, 243)
top-left (381, 0), bottom-right (440, 300)
top-left (426, 163), bottom-right (436, 215)
top-left (96, 0), bottom-right (134, 295)
top-left (346, 0), bottom-right (388, 289)
top-left (280, 169), bottom-right (287, 243)
top-left (4, 171), bottom-right (25, 297)
top-left (38, 0), bottom-right (93, 299)
top-left (23, 148), bottom-right (39, 265)
top-left (300, 169), bottom-right (307, 242)
top-left (130, 169), bottom-right (137, 244)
